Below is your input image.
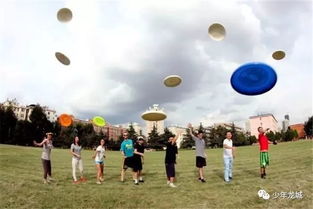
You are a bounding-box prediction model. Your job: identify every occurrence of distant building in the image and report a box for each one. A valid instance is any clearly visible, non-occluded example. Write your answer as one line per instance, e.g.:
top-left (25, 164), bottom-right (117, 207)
top-left (245, 120), bottom-right (251, 133)
top-left (117, 122), bottom-right (143, 136)
top-left (282, 114), bottom-right (290, 132)
top-left (289, 124), bottom-right (306, 139)
top-left (249, 113), bottom-right (279, 137)
top-left (213, 123), bottom-right (244, 132)
top-left (146, 120), bottom-right (165, 135)
top-left (168, 125), bottom-right (188, 148)
top-left (2, 99), bottom-right (57, 122)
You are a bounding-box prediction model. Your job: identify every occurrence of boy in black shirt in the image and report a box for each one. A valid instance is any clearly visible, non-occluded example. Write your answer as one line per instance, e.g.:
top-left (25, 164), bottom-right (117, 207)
top-left (165, 135), bottom-right (178, 188)
top-left (134, 137), bottom-right (145, 183)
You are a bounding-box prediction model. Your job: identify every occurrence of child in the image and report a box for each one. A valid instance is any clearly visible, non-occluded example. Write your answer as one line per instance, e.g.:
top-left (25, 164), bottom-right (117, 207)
top-left (33, 132), bottom-right (54, 184)
top-left (134, 137), bottom-right (145, 183)
top-left (258, 127), bottom-right (272, 179)
top-left (120, 132), bottom-right (138, 185)
top-left (92, 139), bottom-right (105, 184)
top-left (165, 135), bottom-right (178, 188)
top-left (223, 132), bottom-right (235, 183)
top-left (188, 123), bottom-right (207, 182)
top-left (70, 136), bottom-right (86, 184)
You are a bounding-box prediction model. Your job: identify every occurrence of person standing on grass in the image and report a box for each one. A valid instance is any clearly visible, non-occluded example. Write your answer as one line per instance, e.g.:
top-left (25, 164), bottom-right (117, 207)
top-left (133, 137), bottom-right (145, 183)
top-left (92, 139), bottom-right (105, 184)
top-left (258, 127), bottom-right (273, 179)
top-left (223, 131), bottom-right (235, 183)
top-left (165, 134), bottom-right (179, 188)
top-left (188, 123), bottom-right (207, 183)
top-left (33, 132), bottom-right (54, 184)
top-left (70, 136), bottom-right (86, 184)
top-left (120, 131), bottom-right (138, 185)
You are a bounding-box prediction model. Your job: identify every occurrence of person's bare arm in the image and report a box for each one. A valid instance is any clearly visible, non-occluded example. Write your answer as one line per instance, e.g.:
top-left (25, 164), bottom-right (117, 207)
top-left (134, 149), bottom-right (144, 157)
top-left (33, 138), bottom-right (47, 147)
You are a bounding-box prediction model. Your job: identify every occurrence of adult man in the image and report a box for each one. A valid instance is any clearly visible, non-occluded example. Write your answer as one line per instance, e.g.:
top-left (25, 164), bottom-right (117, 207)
top-left (223, 132), bottom-right (235, 183)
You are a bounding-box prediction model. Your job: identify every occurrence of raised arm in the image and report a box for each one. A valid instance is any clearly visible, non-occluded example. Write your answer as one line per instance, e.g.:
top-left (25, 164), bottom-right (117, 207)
top-left (188, 123), bottom-right (196, 138)
top-left (33, 138), bottom-right (47, 147)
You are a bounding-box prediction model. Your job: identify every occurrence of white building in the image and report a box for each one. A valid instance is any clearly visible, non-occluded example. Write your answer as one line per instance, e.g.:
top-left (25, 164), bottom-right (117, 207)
top-left (282, 114), bottom-right (290, 132)
top-left (2, 99), bottom-right (57, 122)
top-left (249, 113), bottom-right (279, 137)
top-left (146, 120), bottom-right (165, 135)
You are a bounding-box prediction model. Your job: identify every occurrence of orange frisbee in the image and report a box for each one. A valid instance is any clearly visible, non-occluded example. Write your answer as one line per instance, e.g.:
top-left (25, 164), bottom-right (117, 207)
top-left (59, 114), bottom-right (73, 127)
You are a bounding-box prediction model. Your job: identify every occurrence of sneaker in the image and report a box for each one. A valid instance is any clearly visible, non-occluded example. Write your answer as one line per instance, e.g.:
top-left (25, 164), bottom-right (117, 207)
top-left (169, 183), bottom-right (177, 188)
top-left (43, 179), bottom-right (48, 184)
top-left (73, 180), bottom-right (80, 184)
top-left (99, 177), bottom-right (104, 182)
top-left (134, 182), bottom-right (139, 185)
top-left (139, 180), bottom-right (144, 183)
top-left (47, 176), bottom-right (54, 181)
top-left (200, 179), bottom-right (206, 183)
top-left (96, 181), bottom-right (102, 185)
top-left (229, 177), bottom-right (233, 180)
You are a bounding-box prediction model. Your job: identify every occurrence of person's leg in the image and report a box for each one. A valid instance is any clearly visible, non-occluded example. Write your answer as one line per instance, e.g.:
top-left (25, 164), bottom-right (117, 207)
top-left (224, 157), bottom-right (230, 182)
top-left (42, 159), bottom-right (48, 182)
top-left (229, 157), bottom-right (233, 179)
top-left (100, 164), bottom-right (104, 181)
top-left (47, 160), bottom-right (52, 180)
top-left (96, 164), bottom-right (101, 184)
top-left (72, 158), bottom-right (78, 181)
top-left (133, 171), bottom-right (138, 184)
top-left (121, 169), bottom-right (126, 182)
top-left (165, 164), bottom-right (170, 184)
top-left (199, 167), bottom-right (204, 179)
top-left (169, 164), bottom-right (176, 187)
top-left (78, 159), bottom-right (84, 179)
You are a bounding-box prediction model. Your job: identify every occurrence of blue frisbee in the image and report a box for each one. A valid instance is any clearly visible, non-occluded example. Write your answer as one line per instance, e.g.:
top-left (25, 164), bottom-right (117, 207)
top-left (230, 62), bottom-right (277, 95)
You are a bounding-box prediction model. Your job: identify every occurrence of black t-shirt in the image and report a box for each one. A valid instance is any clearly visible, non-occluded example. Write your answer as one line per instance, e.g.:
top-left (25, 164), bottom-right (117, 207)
top-left (165, 142), bottom-right (178, 164)
top-left (134, 143), bottom-right (145, 158)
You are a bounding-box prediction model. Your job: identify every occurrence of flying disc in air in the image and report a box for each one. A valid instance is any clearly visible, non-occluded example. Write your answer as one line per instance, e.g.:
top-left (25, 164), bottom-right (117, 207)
top-left (208, 23), bottom-right (226, 41)
top-left (230, 62), bottom-right (277, 96)
top-left (163, 75), bottom-right (182, 87)
top-left (272, 50), bottom-right (286, 60)
top-left (57, 8), bottom-right (73, 22)
top-left (58, 114), bottom-right (73, 127)
top-left (92, 116), bottom-right (106, 127)
top-left (55, 52), bottom-right (70, 65)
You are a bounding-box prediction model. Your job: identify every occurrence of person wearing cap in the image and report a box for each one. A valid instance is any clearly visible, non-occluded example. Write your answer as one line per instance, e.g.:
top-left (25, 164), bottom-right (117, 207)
top-left (70, 136), bottom-right (86, 184)
top-left (258, 127), bottom-right (273, 179)
top-left (92, 139), bottom-right (106, 184)
top-left (223, 132), bottom-right (235, 183)
top-left (165, 134), bottom-right (179, 188)
top-left (33, 132), bottom-right (54, 184)
top-left (133, 137), bottom-right (145, 183)
top-left (120, 131), bottom-right (138, 185)
top-left (188, 124), bottom-right (207, 183)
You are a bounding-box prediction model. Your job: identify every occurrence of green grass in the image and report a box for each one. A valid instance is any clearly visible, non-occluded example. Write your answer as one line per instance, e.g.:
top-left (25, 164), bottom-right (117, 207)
top-left (0, 140), bottom-right (312, 209)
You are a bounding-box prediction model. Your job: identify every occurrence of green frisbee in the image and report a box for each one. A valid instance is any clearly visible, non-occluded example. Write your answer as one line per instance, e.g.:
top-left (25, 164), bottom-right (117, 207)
top-left (92, 116), bottom-right (106, 127)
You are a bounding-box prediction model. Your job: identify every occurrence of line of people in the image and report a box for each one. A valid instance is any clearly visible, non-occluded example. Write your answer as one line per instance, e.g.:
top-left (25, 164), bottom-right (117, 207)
top-left (33, 126), bottom-right (272, 186)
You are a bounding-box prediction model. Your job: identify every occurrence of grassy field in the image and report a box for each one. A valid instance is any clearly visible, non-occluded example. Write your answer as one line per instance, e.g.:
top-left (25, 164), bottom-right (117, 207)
top-left (0, 140), bottom-right (312, 209)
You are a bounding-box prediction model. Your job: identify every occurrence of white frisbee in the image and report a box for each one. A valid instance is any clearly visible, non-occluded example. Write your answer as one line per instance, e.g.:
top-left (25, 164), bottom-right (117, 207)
top-left (57, 8), bottom-right (73, 23)
top-left (272, 50), bottom-right (286, 60)
top-left (55, 52), bottom-right (70, 65)
top-left (163, 75), bottom-right (182, 87)
top-left (208, 23), bottom-right (226, 41)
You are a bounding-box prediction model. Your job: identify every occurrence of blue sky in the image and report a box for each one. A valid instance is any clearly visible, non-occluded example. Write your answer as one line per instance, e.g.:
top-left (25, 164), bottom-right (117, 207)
top-left (0, 0), bottom-right (312, 128)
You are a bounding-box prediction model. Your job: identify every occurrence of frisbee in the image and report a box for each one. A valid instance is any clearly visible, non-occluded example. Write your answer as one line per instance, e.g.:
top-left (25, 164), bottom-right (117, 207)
top-left (55, 52), bottom-right (70, 65)
top-left (57, 8), bottom-right (73, 22)
top-left (163, 75), bottom-right (182, 87)
top-left (92, 116), bottom-right (106, 127)
top-left (141, 111), bottom-right (167, 121)
top-left (272, 50), bottom-right (286, 60)
top-left (208, 23), bottom-right (226, 41)
top-left (230, 62), bottom-right (277, 95)
top-left (58, 114), bottom-right (73, 127)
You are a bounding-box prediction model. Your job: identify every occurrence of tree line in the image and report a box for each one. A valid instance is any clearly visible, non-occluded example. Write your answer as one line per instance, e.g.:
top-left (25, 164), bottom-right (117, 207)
top-left (0, 104), bottom-right (312, 149)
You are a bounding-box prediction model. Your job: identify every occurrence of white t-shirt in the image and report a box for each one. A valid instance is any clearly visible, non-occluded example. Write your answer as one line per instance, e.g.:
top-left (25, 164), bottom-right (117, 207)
top-left (95, 145), bottom-right (105, 162)
top-left (223, 139), bottom-right (233, 158)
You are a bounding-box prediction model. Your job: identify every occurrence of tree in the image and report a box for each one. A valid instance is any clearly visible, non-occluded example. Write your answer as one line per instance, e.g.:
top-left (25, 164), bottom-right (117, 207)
top-left (147, 125), bottom-right (162, 149)
top-left (160, 127), bottom-right (174, 147)
top-left (247, 135), bottom-right (257, 145)
top-left (0, 106), bottom-right (17, 144)
top-left (283, 128), bottom-right (295, 141)
top-left (180, 128), bottom-right (194, 149)
top-left (29, 105), bottom-right (53, 141)
top-left (127, 123), bottom-right (138, 141)
top-left (266, 131), bottom-right (275, 142)
top-left (304, 116), bottom-right (313, 137)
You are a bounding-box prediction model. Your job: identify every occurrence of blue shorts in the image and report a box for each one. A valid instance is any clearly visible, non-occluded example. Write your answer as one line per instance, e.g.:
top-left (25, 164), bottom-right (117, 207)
top-left (95, 161), bottom-right (104, 165)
